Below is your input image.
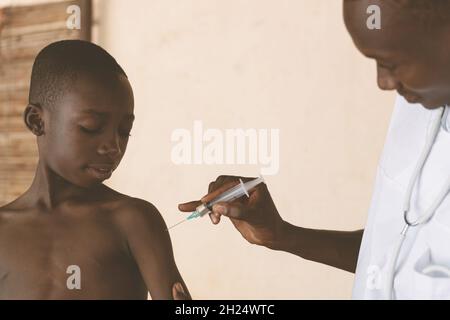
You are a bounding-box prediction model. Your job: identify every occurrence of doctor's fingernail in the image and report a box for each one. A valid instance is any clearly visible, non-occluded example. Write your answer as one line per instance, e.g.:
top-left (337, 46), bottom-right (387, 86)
top-left (213, 204), bottom-right (227, 215)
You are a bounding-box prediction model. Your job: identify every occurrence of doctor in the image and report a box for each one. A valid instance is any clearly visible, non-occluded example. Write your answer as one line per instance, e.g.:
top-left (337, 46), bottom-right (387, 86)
top-left (173, 0), bottom-right (450, 299)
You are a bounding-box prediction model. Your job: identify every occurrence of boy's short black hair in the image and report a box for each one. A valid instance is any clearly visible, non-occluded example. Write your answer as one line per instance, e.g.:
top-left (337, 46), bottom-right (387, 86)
top-left (29, 40), bottom-right (127, 111)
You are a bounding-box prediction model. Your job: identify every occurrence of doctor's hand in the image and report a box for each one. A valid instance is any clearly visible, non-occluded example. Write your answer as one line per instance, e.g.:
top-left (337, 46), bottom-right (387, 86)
top-left (178, 175), bottom-right (286, 249)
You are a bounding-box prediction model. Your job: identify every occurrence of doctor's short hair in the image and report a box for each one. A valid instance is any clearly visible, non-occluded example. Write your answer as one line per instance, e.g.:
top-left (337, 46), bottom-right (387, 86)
top-left (397, 0), bottom-right (450, 22)
top-left (345, 0), bottom-right (450, 25)
top-left (28, 40), bottom-right (127, 112)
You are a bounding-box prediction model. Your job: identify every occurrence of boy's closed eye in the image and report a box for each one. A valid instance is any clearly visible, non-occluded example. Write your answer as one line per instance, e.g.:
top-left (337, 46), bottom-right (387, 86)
top-left (79, 124), bottom-right (133, 137)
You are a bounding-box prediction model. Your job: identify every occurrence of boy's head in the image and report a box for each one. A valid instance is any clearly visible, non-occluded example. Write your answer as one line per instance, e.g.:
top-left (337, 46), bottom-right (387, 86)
top-left (343, 0), bottom-right (450, 109)
top-left (25, 40), bottom-right (134, 188)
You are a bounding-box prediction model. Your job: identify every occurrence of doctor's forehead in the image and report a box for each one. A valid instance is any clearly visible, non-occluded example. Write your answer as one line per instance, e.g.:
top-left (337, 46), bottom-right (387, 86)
top-left (343, 0), bottom-right (450, 34)
top-left (343, 0), bottom-right (427, 57)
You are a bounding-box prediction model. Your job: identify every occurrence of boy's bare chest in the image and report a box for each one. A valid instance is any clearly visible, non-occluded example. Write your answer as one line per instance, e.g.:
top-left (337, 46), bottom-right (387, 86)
top-left (0, 210), bottom-right (143, 299)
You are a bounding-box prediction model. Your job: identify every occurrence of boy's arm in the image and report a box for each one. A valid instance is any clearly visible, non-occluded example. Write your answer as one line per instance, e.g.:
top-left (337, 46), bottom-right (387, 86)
top-left (119, 198), bottom-right (191, 300)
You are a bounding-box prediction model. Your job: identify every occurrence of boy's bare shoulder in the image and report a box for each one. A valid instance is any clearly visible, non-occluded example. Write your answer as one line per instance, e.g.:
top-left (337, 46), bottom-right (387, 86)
top-left (112, 193), bottom-right (160, 219)
top-left (110, 192), bottom-right (167, 235)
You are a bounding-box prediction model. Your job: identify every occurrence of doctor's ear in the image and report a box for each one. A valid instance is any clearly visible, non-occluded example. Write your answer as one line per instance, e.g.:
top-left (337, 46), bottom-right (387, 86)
top-left (24, 103), bottom-right (45, 136)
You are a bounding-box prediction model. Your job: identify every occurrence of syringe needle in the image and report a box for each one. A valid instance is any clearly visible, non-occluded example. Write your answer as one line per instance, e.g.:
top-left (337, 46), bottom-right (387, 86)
top-left (167, 218), bottom-right (188, 230)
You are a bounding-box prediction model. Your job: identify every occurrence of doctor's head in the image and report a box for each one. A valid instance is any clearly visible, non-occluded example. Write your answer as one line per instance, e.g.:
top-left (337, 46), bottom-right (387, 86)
top-left (343, 0), bottom-right (450, 109)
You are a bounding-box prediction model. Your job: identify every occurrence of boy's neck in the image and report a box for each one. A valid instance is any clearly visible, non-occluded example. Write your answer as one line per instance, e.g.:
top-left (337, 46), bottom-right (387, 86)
top-left (25, 161), bottom-right (103, 211)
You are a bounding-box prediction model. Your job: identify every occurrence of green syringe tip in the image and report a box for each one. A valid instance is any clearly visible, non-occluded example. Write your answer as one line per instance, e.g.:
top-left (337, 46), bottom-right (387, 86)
top-left (167, 210), bottom-right (203, 231)
top-left (187, 211), bottom-right (200, 220)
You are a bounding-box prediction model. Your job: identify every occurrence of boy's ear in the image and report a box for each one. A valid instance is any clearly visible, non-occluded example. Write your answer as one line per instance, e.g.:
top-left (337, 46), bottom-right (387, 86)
top-left (24, 103), bottom-right (45, 136)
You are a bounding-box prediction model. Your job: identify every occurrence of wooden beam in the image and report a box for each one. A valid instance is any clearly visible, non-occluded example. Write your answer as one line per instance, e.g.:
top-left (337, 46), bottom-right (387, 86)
top-left (80, 0), bottom-right (92, 41)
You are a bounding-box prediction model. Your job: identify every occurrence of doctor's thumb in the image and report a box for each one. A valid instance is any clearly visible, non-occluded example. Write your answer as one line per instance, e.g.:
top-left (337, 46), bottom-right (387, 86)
top-left (212, 202), bottom-right (245, 220)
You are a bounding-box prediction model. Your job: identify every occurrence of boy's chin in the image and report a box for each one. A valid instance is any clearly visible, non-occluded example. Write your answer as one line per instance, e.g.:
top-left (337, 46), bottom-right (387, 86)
top-left (82, 180), bottom-right (105, 188)
top-left (68, 174), bottom-right (105, 189)
top-left (80, 176), bottom-right (108, 188)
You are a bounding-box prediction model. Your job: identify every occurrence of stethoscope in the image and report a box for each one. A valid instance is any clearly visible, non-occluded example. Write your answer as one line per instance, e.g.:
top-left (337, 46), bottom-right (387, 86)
top-left (383, 105), bottom-right (450, 299)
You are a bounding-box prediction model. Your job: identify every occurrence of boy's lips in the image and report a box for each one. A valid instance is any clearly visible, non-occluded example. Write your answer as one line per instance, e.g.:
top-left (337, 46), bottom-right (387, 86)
top-left (86, 164), bottom-right (115, 180)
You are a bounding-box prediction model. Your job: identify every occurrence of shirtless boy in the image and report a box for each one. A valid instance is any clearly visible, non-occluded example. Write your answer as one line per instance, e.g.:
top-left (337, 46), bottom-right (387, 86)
top-left (0, 40), bottom-right (190, 300)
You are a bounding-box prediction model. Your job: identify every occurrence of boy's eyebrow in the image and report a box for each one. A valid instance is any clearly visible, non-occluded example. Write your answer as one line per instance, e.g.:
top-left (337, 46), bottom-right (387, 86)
top-left (82, 109), bottom-right (135, 120)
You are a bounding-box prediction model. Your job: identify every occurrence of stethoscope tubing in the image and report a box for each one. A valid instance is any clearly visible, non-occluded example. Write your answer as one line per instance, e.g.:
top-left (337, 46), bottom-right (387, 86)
top-left (383, 106), bottom-right (450, 299)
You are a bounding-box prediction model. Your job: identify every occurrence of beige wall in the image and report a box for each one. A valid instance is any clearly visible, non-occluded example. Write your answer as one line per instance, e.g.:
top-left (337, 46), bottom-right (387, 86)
top-left (2, 0), bottom-right (397, 299)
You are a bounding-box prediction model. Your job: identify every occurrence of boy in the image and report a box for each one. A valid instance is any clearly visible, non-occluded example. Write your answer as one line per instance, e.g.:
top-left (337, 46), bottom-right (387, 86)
top-left (0, 40), bottom-right (190, 300)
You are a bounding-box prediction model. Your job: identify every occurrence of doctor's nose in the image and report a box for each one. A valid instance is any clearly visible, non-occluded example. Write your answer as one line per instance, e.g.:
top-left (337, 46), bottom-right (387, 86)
top-left (376, 65), bottom-right (400, 91)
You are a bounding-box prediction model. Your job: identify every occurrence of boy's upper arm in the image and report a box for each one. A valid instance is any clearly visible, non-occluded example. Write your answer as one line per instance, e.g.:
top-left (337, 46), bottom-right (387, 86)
top-left (117, 198), bottom-right (190, 300)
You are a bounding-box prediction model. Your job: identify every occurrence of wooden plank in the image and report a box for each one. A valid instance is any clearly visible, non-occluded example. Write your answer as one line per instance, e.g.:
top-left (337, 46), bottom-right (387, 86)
top-left (0, 132), bottom-right (37, 157)
top-left (1, 1), bottom-right (80, 29)
top-left (0, 88), bottom-right (28, 102)
top-left (0, 186), bottom-right (33, 199)
top-left (1, 182), bottom-right (33, 203)
top-left (0, 170), bottom-right (36, 180)
top-left (0, 114), bottom-right (27, 132)
top-left (0, 8), bottom-right (6, 32)
top-left (79, 0), bottom-right (91, 41)
top-left (0, 80), bottom-right (28, 93)
top-left (0, 24), bottom-right (81, 45)
top-left (0, 170), bottom-right (35, 177)
top-left (0, 59), bottom-right (33, 81)
top-left (0, 59), bottom-right (32, 94)
top-left (0, 131), bottom-right (31, 140)
top-left (0, 29), bottom-right (80, 62)
top-left (0, 156), bottom-right (38, 171)
top-left (0, 172), bottom-right (36, 184)
top-left (0, 44), bottom-right (41, 63)
top-left (1, 21), bottom-right (68, 38)
top-left (0, 99), bottom-right (28, 117)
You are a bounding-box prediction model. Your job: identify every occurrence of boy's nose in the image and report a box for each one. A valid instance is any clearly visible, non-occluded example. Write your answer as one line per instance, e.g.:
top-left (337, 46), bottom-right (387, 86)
top-left (98, 135), bottom-right (122, 158)
top-left (376, 66), bottom-right (400, 91)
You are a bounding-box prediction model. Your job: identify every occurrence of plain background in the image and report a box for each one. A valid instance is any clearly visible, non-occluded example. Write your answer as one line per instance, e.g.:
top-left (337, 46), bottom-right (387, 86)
top-left (1, 0), bottom-right (397, 298)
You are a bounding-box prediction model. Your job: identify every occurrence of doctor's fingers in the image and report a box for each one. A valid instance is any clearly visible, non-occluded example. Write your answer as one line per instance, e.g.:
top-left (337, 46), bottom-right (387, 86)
top-left (209, 211), bottom-right (221, 224)
top-left (203, 180), bottom-right (241, 203)
top-left (178, 201), bottom-right (235, 224)
top-left (207, 175), bottom-right (257, 194)
top-left (178, 181), bottom-right (240, 213)
top-left (179, 179), bottom-right (243, 213)
top-left (211, 201), bottom-right (248, 220)
top-left (178, 200), bottom-right (202, 212)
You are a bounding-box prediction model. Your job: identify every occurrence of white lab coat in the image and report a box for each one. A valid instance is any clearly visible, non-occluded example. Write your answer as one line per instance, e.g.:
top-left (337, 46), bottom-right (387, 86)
top-left (353, 95), bottom-right (450, 299)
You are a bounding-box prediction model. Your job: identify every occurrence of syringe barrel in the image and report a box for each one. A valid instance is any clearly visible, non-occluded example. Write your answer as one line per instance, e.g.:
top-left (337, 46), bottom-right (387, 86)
top-left (198, 176), bottom-right (265, 217)
top-left (207, 179), bottom-right (247, 207)
top-left (194, 203), bottom-right (212, 218)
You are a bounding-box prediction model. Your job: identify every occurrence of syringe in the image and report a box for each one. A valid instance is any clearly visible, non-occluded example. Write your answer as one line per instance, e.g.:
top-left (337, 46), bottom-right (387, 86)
top-left (168, 176), bottom-right (265, 230)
